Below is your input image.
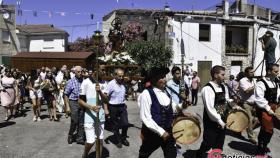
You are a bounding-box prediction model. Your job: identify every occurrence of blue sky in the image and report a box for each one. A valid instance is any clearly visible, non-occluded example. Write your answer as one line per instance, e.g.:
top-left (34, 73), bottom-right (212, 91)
top-left (3, 0), bottom-right (280, 42)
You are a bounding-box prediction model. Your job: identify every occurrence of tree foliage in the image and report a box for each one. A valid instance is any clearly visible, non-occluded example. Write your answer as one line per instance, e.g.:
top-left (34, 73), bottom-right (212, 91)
top-left (68, 37), bottom-right (105, 52)
top-left (125, 40), bottom-right (173, 71)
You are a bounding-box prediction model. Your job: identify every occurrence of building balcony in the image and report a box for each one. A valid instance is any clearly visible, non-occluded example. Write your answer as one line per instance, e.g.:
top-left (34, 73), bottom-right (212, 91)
top-left (225, 45), bottom-right (248, 56)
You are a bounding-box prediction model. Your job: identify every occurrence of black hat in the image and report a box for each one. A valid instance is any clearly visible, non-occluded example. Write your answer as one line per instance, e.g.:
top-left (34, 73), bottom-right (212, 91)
top-left (149, 67), bottom-right (170, 77)
top-left (266, 31), bottom-right (273, 36)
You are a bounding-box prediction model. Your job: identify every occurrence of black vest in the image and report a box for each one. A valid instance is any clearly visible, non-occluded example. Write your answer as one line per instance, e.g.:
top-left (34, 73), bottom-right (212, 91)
top-left (259, 79), bottom-right (278, 104)
top-left (147, 88), bottom-right (173, 130)
top-left (203, 83), bottom-right (227, 128)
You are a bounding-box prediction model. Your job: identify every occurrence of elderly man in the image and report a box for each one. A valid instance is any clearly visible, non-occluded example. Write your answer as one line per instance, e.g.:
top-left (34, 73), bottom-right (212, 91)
top-left (105, 68), bottom-right (129, 148)
top-left (64, 66), bottom-right (84, 145)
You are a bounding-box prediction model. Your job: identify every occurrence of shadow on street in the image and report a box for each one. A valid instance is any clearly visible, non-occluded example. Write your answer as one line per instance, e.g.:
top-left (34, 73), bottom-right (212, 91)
top-left (228, 141), bottom-right (257, 155)
top-left (0, 121), bottom-right (16, 128)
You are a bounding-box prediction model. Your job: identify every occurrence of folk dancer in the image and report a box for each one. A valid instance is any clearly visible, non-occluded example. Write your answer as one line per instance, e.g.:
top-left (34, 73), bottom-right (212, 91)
top-left (255, 64), bottom-right (280, 156)
top-left (196, 65), bottom-right (238, 157)
top-left (138, 67), bottom-right (188, 158)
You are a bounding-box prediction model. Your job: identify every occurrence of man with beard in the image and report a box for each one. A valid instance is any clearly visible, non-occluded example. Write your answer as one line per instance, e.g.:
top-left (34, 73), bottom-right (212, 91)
top-left (239, 66), bottom-right (257, 144)
top-left (255, 64), bottom-right (280, 156)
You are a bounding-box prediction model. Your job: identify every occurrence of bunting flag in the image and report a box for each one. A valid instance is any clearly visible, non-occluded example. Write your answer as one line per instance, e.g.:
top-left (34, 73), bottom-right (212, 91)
top-left (17, 9), bottom-right (23, 16)
top-left (16, 0), bottom-right (21, 6)
top-left (15, 8), bottom-right (96, 20)
top-left (33, 11), bottom-right (37, 17)
top-left (48, 11), bottom-right (53, 18)
top-left (60, 12), bottom-right (65, 16)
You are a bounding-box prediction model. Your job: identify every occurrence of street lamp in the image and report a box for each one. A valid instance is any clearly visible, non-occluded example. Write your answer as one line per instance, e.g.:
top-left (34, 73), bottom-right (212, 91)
top-left (92, 30), bottom-right (103, 158)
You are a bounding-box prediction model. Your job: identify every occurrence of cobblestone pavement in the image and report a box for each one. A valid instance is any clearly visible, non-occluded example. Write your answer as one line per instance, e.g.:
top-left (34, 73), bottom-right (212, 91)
top-left (0, 95), bottom-right (279, 158)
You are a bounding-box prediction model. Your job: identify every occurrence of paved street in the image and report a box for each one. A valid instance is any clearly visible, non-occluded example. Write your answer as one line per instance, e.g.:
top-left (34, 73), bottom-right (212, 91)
top-left (0, 95), bottom-right (280, 158)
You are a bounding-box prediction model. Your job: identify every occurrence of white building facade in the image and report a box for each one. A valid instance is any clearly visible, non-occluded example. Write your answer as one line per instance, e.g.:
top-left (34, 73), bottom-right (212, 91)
top-left (17, 25), bottom-right (69, 52)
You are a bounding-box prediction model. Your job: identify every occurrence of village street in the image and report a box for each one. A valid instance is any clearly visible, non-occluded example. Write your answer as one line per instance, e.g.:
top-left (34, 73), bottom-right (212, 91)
top-left (0, 95), bottom-right (280, 158)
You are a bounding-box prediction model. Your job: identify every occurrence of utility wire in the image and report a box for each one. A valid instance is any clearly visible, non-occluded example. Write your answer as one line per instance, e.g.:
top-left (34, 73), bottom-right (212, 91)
top-left (172, 23), bottom-right (221, 56)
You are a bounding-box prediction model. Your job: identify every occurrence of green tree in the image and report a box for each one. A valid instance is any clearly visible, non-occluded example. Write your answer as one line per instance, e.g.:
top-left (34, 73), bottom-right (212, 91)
top-left (125, 40), bottom-right (173, 71)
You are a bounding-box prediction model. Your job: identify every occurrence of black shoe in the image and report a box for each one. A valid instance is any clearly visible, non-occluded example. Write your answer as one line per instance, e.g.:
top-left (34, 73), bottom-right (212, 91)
top-left (256, 146), bottom-right (266, 155)
top-left (76, 141), bottom-right (85, 145)
top-left (68, 135), bottom-right (73, 144)
top-left (116, 142), bottom-right (122, 148)
top-left (122, 139), bottom-right (129, 146)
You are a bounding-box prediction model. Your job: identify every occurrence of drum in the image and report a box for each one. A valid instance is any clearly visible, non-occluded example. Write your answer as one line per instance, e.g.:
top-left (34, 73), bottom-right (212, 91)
top-left (226, 109), bottom-right (249, 132)
top-left (172, 112), bottom-right (201, 145)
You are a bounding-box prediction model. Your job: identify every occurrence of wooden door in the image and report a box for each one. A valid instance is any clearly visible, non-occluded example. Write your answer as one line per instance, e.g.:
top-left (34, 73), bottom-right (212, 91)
top-left (197, 61), bottom-right (212, 89)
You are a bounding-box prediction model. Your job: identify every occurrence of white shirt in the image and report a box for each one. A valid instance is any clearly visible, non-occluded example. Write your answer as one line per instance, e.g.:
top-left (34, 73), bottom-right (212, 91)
top-left (239, 77), bottom-right (255, 104)
top-left (255, 77), bottom-right (280, 112)
top-left (80, 78), bottom-right (107, 123)
top-left (184, 75), bottom-right (192, 88)
top-left (40, 72), bottom-right (46, 80)
top-left (138, 87), bottom-right (182, 136)
top-left (201, 81), bottom-right (233, 126)
top-left (70, 72), bottom-right (75, 79)
top-left (55, 71), bottom-right (64, 85)
top-left (105, 79), bottom-right (126, 105)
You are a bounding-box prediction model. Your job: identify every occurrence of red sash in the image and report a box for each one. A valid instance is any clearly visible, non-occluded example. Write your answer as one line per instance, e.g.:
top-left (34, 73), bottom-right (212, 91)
top-left (260, 103), bottom-right (278, 133)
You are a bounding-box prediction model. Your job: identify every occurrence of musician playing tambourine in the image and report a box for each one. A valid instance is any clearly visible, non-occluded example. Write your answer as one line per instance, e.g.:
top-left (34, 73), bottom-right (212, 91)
top-left (255, 64), bottom-right (280, 156)
top-left (138, 67), bottom-right (189, 158)
top-left (196, 65), bottom-right (240, 158)
top-left (238, 66), bottom-right (258, 144)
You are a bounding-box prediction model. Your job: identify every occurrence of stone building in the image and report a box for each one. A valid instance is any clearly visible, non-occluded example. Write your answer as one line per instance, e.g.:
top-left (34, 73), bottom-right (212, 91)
top-left (0, 4), bottom-right (20, 66)
top-left (103, 0), bottom-right (280, 85)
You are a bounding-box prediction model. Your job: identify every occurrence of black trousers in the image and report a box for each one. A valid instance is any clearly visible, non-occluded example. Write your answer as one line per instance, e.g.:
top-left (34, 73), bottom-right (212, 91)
top-left (191, 89), bottom-right (199, 105)
top-left (196, 125), bottom-right (226, 158)
top-left (108, 104), bottom-right (129, 142)
top-left (139, 125), bottom-right (176, 158)
top-left (68, 100), bottom-right (85, 142)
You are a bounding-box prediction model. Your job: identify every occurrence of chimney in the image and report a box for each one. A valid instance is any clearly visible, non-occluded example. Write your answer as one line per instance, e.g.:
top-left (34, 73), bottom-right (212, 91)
top-left (223, 0), bottom-right (229, 18)
top-left (236, 0), bottom-right (247, 13)
top-left (267, 8), bottom-right (271, 22)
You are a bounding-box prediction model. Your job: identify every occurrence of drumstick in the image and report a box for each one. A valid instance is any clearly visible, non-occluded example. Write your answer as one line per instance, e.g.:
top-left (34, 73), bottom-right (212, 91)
top-left (174, 134), bottom-right (183, 140)
top-left (173, 129), bottom-right (184, 134)
top-left (227, 121), bottom-right (235, 128)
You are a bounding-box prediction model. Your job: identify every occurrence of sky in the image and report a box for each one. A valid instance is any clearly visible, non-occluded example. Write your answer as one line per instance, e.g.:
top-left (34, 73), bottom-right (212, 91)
top-left (3, 0), bottom-right (280, 42)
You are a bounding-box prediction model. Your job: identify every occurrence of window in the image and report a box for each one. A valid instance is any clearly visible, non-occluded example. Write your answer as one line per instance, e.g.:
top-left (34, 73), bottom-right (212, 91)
top-left (2, 30), bottom-right (11, 43)
top-left (199, 24), bottom-right (211, 41)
